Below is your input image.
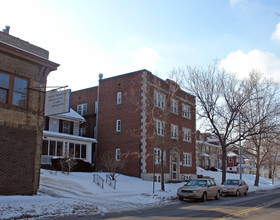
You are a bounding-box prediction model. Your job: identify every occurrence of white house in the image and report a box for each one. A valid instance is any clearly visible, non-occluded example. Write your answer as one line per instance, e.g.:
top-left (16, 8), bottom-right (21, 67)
top-left (41, 108), bottom-right (97, 165)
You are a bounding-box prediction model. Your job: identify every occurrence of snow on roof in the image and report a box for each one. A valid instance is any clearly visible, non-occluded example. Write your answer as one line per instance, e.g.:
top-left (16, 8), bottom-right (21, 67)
top-left (43, 130), bottom-right (96, 143)
top-left (51, 108), bottom-right (85, 122)
top-left (227, 151), bottom-right (239, 157)
top-left (196, 140), bottom-right (221, 148)
top-left (199, 153), bottom-right (210, 157)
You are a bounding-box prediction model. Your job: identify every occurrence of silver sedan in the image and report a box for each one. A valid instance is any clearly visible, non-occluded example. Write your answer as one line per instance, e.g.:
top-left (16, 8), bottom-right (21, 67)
top-left (221, 179), bottom-right (249, 196)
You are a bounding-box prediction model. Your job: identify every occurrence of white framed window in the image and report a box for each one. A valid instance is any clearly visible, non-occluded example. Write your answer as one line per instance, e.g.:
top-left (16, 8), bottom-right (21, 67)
top-left (116, 148), bottom-right (121, 161)
top-left (154, 148), bottom-right (166, 164)
top-left (183, 153), bottom-right (192, 166)
top-left (154, 91), bottom-right (165, 108)
top-left (116, 120), bottom-right (121, 132)
top-left (171, 124), bottom-right (179, 139)
top-left (182, 104), bottom-right (191, 119)
top-left (117, 92), bottom-right (122, 104)
top-left (77, 103), bottom-right (87, 115)
top-left (171, 99), bottom-right (178, 114)
top-left (155, 174), bottom-right (161, 182)
top-left (155, 119), bottom-right (165, 136)
top-left (182, 127), bottom-right (191, 142)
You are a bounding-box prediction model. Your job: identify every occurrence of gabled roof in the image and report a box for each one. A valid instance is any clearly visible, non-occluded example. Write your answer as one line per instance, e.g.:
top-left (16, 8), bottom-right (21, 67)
top-left (227, 151), bottom-right (239, 157)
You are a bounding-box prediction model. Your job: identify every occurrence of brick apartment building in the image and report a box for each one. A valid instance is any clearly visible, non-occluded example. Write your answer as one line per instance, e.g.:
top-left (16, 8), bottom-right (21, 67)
top-left (0, 27), bottom-right (59, 195)
top-left (71, 70), bottom-right (197, 182)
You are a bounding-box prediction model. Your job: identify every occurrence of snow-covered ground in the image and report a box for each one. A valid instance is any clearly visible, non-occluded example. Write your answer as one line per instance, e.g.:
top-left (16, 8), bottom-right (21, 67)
top-left (1, 168), bottom-right (280, 219)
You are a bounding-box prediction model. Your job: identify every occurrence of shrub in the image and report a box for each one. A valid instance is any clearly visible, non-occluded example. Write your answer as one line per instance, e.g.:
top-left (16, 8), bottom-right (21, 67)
top-left (51, 158), bottom-right (94, 173)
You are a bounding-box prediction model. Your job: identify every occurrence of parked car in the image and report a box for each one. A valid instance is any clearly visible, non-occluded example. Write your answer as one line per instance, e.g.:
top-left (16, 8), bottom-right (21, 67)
top-left (221, 179), bottom-right (249, 196)
top-left (177, 178), bottom-right (222, 202)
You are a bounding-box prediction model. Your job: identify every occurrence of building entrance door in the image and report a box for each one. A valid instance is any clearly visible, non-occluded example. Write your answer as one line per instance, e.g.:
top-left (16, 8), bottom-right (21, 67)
top-left (171, 156), bottom-right (179, 180)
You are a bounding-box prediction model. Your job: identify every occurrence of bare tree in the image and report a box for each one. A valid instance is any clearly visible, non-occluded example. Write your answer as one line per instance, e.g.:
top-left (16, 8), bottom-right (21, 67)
top-left (241, 72), bottom-right (280, 186)
top-left (176, 62), bottom-right (266, 183)
top-left (99, 151), bottom-right (128, 180)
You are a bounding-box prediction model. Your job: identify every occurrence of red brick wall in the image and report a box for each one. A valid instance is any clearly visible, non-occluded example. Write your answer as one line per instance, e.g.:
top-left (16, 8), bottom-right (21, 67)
top-left (97, 72), bottom-right (143, 177)
top-left (71, 87), bottom-right (98, 138)
top-left (71, 70), bottom-right (197, 179)
top-left (0, 125), bottom-right (37, 195)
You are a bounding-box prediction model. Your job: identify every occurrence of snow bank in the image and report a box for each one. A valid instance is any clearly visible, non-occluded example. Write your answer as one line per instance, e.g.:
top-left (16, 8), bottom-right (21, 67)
top-left (0, 168), bottom-right (279, 219)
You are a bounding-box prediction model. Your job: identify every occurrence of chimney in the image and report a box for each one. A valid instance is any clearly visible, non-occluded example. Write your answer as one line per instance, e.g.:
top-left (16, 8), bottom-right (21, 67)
top-left (2, 25), bottom-right (10, 34)
top-left (99, 73), bottom-right (103, 81)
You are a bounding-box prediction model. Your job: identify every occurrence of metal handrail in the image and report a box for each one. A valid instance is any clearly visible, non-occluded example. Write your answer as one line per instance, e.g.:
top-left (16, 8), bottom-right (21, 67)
top-left (106, 174), bottom-right (116, 189)
top-left (93, 174), bottom-right (104, 189)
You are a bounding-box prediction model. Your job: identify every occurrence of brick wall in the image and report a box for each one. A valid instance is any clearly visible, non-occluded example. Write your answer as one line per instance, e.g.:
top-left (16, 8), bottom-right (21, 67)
top-left (0, 31), bottom-right (58, 195)
top-left (71, 87), bottom-right (98, 138)
top-left (0, 125), bottom-right (38, 195)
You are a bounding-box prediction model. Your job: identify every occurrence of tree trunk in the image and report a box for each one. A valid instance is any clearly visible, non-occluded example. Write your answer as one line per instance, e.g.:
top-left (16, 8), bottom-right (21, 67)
top-left (254, 164), bottom-right (260, 186)
top-left (161, 147), bottom-right (165, 191)
top-left (221, 146), bottom-right (227, 184)
top-left (254, 146), bottom-right (261, 186)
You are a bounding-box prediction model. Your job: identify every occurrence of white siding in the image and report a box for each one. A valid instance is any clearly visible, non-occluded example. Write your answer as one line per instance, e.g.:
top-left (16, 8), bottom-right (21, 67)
top-left (73, 122), bottom-right (79, 136)
top-left (49, 118), bottom-right (59, 132)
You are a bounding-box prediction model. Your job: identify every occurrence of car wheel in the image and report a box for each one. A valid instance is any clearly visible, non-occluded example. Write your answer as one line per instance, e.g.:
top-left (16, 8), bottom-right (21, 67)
top-left (244, 189), bottom-right (248, 196)
top-left (236, 190), bottom-right (240, 197)
top-left (201, 192), bottom-right (207, 202)
top-left (215, 191), bottom-right (220, 200)
top-left (179, 197), bottom-right (184, 201)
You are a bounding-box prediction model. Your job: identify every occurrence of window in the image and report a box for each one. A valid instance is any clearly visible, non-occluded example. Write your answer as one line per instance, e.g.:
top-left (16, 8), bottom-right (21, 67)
top-left (79, 127), bottom-right (86, 136)
top-left (154, 91), bottom-right (165, 108)
top-left (154, 148), bottom-right (166, 164)
top-left (171, 99), bottom-right (178, 114)
top-left (117, 92), bottom-right (122, 104)
top-left (0, 72), bottom-right (28, 107)
top-left (171, 124), bottom-right (179, 139)
top-left (95, 101), bottom-right (98, 113)
top-left (13, 77), bottom-right (27, 107)
top-left (183, 153), bottom-right (192, 166)
top-left (42, 140), bottom-right (49, 155)
top-left (116, 120), bottom-right (121, 132)
top-left (81, 145), bottom-right (87, 158)
top-left (75, 144), bottom-right (81, 158)
top-left (63, 121), bottom-right (70, 134)
top-left (155, 119), bottom-right (165, 136)
top-left (116, 148), bottom-right (121, 161)
top-left (182, 128), bottom-right (191, 142)
top-left (182, 104), bottom-right (191, 119)
top-left (77, 103), bottom-right (87, 115)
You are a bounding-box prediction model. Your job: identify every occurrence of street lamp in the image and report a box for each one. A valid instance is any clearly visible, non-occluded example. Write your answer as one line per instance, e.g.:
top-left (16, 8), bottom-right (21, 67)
top-left (239, 97), bottom-right (263, 180)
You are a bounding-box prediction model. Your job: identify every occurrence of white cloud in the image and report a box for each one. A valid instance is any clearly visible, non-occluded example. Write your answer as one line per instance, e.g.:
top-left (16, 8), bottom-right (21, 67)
top-left (271, 23), bottom-right (280, 43)
top-left (220, 50), bottom-right (280, 82)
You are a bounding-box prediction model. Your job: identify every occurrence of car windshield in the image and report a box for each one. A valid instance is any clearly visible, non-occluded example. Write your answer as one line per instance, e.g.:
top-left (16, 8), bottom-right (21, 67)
top-left (223, 180), bottom-right (239, 185)
top-left (186, 180), bottom-right (207, 187)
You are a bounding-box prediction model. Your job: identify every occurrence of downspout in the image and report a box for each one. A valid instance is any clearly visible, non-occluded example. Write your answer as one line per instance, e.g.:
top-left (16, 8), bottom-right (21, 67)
top-left (94, 73), bottom-right (103, 168)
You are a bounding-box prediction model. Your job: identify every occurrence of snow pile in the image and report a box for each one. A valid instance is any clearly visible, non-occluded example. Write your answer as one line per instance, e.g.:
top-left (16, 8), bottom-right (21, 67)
top-left (0, 168), bottom-right (279, 219)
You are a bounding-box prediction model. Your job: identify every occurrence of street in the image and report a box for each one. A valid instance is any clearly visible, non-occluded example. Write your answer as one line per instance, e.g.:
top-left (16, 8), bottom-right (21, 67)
top-left (51, 188), bottom-right (280, 220)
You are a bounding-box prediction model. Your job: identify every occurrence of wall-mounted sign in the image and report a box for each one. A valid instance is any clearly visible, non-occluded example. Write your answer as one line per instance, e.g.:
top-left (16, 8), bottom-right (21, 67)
top-left (45, 89), bottom-right (71, 116)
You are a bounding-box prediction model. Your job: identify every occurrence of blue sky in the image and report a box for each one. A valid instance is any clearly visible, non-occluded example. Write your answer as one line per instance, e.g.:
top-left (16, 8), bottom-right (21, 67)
top-left (1, 0), bottom-right (280, 91)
